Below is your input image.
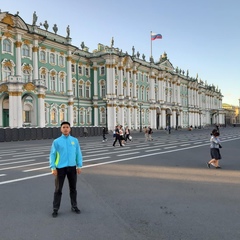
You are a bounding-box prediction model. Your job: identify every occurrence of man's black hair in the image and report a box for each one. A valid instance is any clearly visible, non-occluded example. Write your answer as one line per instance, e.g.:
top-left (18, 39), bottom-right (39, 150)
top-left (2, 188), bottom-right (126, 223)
top-left (61, 121), bottom-right (70, 127)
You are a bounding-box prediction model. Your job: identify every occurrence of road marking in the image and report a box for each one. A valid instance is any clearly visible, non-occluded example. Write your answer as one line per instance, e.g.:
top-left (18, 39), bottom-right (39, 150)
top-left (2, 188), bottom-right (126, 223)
top-left (0, 160), bottom-right (35, 166)
top-left (84, 157), bottom-right (110, 162)
top-left (117, 152), bottom-right (140, 156)
top-left (145, 149), bottom-right (162, 152)
top-left (0, 137), bottom-right (239, 185)
top-left (0, 162), bottom-right (46, 171)
top-left (23, 166), bottom-right (49, 172)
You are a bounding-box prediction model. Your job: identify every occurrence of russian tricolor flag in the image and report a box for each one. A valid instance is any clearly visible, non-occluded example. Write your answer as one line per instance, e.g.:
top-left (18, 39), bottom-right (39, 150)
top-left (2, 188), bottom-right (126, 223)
top-left (151, 33), bottom-right (162, 40)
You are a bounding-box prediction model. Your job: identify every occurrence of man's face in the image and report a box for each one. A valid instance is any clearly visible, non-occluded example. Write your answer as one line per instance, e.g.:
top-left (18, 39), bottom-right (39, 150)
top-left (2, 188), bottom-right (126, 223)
top-left (61, 124), bottom-right (71, 136)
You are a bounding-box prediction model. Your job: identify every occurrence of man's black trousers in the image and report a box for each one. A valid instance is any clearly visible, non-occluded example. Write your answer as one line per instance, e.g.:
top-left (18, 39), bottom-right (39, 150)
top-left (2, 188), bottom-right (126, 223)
top-left (53, 166), bottom-right (78, 210)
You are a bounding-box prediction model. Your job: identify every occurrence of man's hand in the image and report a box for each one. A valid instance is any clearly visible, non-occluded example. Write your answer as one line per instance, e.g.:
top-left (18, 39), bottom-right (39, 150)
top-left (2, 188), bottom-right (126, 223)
top-left (52, 169), bottom-right (57, 176)
top-left (76, 168), bottom-right (82, 174)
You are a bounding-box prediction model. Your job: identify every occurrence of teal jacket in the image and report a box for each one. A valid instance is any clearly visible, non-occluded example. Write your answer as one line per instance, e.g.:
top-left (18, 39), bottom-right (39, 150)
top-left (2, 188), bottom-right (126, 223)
top-left (49, 134), bottom-right (83, 170)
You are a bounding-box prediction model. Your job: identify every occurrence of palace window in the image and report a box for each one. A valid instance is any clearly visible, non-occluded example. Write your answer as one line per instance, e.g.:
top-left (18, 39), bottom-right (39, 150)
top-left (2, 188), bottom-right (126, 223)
top-left (100, 66), bottom-right (105, 75)
top-left (50, 76), bottom-right (56, 91)
top-left (59, 56), bottom-right (64, 66)
top-left (86, 85), bottom-right (90, 98)
top-left (3, 39), bottom-right (11, 52)
top-left (22, 44), bottom-right (30, 57)
top-left (85, 67), bottom-right (89, 76)
top-left (78, 66), bottom-right (82, 75)
top-left (51, 108), bottom-right (57, 124)
top-left (101, 84), bottom-right (106, 98)
top-left (23, 69), bottom-right (31, 82)
top-left (3, 66), bottom-right (11, 81)
top-left (72, 82), bottom-right (76, 97)
top-left (71, 64), bottom-right (75, 73)
top-left (40, 51), bottom-right (46, 62)
top-left (50, 53), bottom-right (55, 64)
top-left (78, 83), bottom-right (83, 97)
top-left (59, 77), bottom-right (65, 92)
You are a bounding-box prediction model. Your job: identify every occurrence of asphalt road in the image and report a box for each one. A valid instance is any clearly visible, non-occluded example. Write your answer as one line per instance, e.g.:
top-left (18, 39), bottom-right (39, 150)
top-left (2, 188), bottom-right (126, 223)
top-left (0, 127), bottom-right (240, 240)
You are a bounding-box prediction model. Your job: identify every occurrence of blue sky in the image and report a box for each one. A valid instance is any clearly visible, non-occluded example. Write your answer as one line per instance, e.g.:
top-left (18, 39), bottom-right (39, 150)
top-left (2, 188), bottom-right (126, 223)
top-left (1, 0), bottom-right (240, 105)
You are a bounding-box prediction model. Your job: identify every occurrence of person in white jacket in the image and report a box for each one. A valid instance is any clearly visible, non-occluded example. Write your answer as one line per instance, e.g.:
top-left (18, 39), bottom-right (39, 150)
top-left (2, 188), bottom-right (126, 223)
top-left (207, 130), bottom-right (222, 169)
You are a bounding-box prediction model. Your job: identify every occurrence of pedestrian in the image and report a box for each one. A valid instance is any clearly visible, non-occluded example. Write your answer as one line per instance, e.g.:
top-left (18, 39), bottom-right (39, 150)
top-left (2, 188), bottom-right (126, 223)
top-left (102, 127), bottom-right (107, 142)
top-left (125, 126), bottom-right (132, 142)
top-left (119, 125), bottom-right (125, 146)
top-left (207, 131), bottom-right (222, 169)
top-left (113, 125), bottom-right (123, 147)
top-left (49, 121), bottom-right (83, 218)
top-left (83, 127), bottom-right (88, 138)
top-left (144, 126), bottom-right (149, 141)
top-left (167, 125), bottom-right (171, 134)
top-left (148, 126), bottom-right (153, 141)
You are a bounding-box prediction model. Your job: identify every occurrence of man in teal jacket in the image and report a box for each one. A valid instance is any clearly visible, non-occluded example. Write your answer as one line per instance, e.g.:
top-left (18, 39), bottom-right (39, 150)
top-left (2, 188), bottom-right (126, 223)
top-left (49, 121), bottom-right (83, 218)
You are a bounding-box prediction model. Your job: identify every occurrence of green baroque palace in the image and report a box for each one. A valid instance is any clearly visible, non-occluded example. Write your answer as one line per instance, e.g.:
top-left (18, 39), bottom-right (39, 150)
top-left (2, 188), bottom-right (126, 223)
top-left (0, 11), bottom-right (225, 130)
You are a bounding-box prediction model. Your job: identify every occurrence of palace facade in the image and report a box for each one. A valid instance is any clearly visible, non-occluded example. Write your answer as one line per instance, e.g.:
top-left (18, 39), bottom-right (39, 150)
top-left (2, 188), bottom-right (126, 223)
top-left (0, 11), bottom-right (225, 130)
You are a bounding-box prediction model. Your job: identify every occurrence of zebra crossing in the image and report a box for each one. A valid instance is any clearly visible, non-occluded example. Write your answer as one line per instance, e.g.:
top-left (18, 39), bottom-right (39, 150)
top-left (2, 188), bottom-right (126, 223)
top-left (0, 128), bottom-right (240, 185)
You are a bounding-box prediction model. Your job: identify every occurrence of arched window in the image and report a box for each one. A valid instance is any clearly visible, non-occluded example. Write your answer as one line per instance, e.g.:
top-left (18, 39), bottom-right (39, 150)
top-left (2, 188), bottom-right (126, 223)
top-left (60, 77), bottom-right (64, 92)
top-left (50, 53), bottom-right (55, 64)
top-left (51, 108), bottom-right (57, 124)
top-left (100, 66), bottom-right (105, 75)
top-left (50, 75), bottom-right (56, 91)
top-left (3, 39), bottom-right (11, 52)
top-left (23, 69), bottom-right (30, 82)
top-left (22, 44), bottom-right (30, 57)
top-left (86, 82), bottom-right (91, 98)
top-left (71, 64), bottom-right (75, 73)
top-left (40, 51), bottom-right (46, 62)
top-left (78, 80), bottom-right (84, 97)
top-left (72, 81), bottom-right (76, 97)
top-left (59, 56), bottom-right (64, 66)
top-left (3, 66), bottom-right (11, 81)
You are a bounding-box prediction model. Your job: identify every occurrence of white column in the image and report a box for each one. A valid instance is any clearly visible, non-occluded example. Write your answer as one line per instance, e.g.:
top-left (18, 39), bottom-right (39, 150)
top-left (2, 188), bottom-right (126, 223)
top-left (172, 110), bottom-right (176, 128)
top-left (9, 92), bottom-right (23, 128)
top-left (38, 94), bottom-right (45, 127)
top-left (133, 69), bottom-right (137, 100)
top-left (15, 38), bottom-right (22, 76)
top-left (161, 109), bottom-right (166, 129)
top-left (93, 66), bottom-right (98, 97)
top-left (94, 106), bottom-right (98, 127)
top-left (118, 66), bottom-right (123, 96)
top-left (32, 41), bottom-right (39, 81)
top-left (126, 68), bottom-right (130, 97)
top-left (66, 55), bottom-right (73, 126)
top-left (134, 106), bottom-right (138, 130)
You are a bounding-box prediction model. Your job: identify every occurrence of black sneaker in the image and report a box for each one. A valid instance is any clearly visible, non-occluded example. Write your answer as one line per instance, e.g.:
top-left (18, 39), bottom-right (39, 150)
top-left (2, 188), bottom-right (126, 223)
top-left (215, 166), bottom-right (221, 169)
top-left (71, 207), bottom-right (81, 214)
top-left (52, 209), bottom-right (58, 218)
top-left (206, 162), bottom-right (210, 168)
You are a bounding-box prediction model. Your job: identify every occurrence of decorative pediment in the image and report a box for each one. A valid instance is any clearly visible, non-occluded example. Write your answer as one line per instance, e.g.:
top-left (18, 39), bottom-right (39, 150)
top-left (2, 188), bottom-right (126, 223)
top-left (0, 12), bottom-right (29, 31)
top-left (159, 59), bottom-right (174, 72)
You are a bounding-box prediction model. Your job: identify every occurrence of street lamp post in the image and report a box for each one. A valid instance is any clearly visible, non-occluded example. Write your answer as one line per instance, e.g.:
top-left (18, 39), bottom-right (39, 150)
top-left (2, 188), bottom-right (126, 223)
top-left (138, 103), bottom-right (143, 132)
top-left (106, 100), bottom-right (109, 133)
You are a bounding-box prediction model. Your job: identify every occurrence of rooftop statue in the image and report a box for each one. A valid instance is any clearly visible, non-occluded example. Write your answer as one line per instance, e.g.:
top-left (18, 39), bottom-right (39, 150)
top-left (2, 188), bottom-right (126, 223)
top-left (111, 37), bottom-right (114, 47)
top-left (132, 46), bottom-right (135, 56)
top-left (53, 24), bottom-right (58, 34)
top-left (43, 20), bottom-right (49, 31)
top-left (66, 25), bottom-right (70, 38)
top-left (32, 11), bottom-right (38, 25)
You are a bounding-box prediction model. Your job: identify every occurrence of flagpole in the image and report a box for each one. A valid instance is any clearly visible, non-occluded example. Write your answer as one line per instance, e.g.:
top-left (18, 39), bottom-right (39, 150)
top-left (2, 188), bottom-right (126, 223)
top-left (150, 31), bottom-right (152, 58)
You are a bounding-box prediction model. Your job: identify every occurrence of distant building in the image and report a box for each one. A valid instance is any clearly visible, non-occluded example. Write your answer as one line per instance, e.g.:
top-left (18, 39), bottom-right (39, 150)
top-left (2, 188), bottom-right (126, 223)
top-left (0, 11), bottom-right (224, 130)
top-left (222, 103), bottom-right (239, 125)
